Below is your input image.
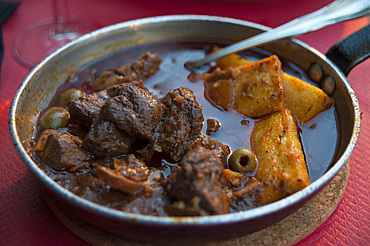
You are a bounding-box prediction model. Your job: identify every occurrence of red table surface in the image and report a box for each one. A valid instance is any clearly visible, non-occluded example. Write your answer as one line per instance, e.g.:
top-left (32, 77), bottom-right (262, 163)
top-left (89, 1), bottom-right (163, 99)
top-left (1, 0), bottom-right (369, 245)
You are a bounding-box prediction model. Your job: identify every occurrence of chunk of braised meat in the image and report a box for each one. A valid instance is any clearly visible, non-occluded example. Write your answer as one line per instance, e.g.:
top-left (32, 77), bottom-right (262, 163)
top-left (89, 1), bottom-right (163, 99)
top-left (190, 135), bottom-right (231, 168)
top-left (113, 52), bottom-right (162, 81)
top-left (99, 85), bottom-right (166, 142)
top-left (106, 80), bottom-right (145, 97)
top-left (68, 90), bottom-right (110, 127)
top-left (93, 155), bottom-right (151, 193)
top-left (153, 87), bottom-right (203, 162)
top-left (68, 82), bottom-right (145, 127)
top-left (114, 154), bottom-right (151, 182)
top-left (33, 129), bottom-right (91, 171)
top-left (165, 147), bottom-right (228, 216)
top-left (206, 118), bottom-right (221, 135)
top-left (93, 52), bottom-right (162, 90)
top-left (83, 119), bottom-right (133, 158)
top-left (67, 119), bottom-right (90, 139)
top-left (92, 71), bottom-right (135, 91)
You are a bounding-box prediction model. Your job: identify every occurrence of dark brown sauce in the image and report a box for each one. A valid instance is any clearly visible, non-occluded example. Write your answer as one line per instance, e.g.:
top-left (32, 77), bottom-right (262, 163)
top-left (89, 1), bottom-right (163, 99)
top-left (35, 40), bottom-right (339, 215)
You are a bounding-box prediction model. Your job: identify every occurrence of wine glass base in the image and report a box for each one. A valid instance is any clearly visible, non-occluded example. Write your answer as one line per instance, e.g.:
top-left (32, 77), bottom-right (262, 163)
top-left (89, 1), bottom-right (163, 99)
top-left (13, 17), bottom-right (95, 68)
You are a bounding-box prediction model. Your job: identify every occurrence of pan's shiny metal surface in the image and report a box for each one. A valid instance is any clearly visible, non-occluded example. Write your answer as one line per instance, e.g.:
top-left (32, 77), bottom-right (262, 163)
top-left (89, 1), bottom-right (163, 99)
top-left (8, 15), bottom-right (360, 243)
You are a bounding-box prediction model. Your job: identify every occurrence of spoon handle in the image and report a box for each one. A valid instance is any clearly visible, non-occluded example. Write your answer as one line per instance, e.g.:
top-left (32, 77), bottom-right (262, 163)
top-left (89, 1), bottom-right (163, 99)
top-left (189, 0), bottom-right (370, 70)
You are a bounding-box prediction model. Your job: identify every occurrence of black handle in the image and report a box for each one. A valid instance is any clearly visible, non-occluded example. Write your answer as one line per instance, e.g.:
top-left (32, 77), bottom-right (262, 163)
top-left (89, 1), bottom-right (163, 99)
top-left (326, 24), bottom-right (370, 76)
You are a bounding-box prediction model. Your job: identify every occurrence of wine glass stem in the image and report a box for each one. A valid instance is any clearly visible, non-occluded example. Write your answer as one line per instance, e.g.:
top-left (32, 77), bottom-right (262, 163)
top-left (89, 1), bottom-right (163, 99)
top-left (51, 0), bottom-right (77, 39)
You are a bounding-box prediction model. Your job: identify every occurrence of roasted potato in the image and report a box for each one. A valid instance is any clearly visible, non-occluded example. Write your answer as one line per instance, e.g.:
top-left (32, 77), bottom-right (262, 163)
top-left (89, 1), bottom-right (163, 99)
top-left (251, 109), bottom-right (310, 205)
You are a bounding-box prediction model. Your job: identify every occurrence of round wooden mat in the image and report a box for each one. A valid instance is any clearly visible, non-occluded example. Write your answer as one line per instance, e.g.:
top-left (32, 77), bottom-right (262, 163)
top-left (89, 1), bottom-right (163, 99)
top-left (43, 161), bottom-right (349, 246)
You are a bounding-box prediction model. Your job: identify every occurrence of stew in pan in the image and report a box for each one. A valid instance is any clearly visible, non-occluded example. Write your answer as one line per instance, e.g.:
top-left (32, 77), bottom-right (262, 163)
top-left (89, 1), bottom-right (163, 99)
top-left (27, 40), bottom-right (338, 216)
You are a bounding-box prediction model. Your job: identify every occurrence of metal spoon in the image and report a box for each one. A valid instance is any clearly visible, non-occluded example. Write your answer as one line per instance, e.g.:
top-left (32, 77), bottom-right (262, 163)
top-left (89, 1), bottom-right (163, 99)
top-left (186, 0), bottom-right (370, 71)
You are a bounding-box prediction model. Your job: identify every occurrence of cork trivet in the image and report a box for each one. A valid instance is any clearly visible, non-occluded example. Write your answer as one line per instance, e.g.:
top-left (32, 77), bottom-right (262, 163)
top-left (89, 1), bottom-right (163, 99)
top-left (43, 161), bottom-right (349, 246)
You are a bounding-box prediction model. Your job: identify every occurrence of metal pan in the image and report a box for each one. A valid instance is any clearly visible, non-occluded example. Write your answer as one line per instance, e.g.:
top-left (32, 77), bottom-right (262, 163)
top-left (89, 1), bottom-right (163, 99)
top-left (8, 15), bottom-right (363, 243)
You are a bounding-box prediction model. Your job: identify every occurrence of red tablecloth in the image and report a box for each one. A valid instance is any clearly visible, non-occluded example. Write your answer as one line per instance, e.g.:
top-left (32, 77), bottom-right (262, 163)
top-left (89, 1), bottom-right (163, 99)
top-left (1, 0), bottom-right (369, 245)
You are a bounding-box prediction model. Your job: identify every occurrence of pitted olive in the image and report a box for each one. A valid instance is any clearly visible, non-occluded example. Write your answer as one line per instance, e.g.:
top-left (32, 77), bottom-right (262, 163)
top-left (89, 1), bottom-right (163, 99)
top-left (228, 148), bottom-right (257, 173)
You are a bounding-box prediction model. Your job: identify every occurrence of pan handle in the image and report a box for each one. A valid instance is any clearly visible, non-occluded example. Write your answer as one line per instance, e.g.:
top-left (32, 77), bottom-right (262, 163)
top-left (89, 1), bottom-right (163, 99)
top-left (326, 24), bottom-right (370, 76)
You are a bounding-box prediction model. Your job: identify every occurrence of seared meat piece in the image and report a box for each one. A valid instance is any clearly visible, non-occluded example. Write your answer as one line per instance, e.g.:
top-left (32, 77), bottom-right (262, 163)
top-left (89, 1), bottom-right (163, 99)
top-left (80, 83), bottom-right (165, 158)
top-left (83, 119), bottom-right (133, 158)
top-left (206, 118), bottom-right (221, 135)
top-left (33, 129), bottom-right (91, 171)
top-left (154, 87), bottom-right (203, 162)
top-left (114, 154), bottom-right (151, 182)
top-left (68, 90), bottom-right (110, 127)
top-left (92, 71), bottom-right (136, 90)
top-left (100, 85), bottom-right (166, 142)
top-left (106, 80), bottom-right (146, 97)
top-left (190, 135), bottom-right (231, 168)
top-left (68, 82), bottom-right (146, 127)
top-left (165, 147), bottom-right (228, 216)
top-left (68, 81), bottom-right (146, 127)
top-left (93, 52), bottom-right (162, 90)
top-left (113, 52), bottom-right (162, 81)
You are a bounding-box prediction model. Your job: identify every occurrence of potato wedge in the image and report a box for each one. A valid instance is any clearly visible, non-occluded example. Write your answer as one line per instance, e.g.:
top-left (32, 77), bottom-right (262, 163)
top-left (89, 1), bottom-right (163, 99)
top-left (284, 73), bottom-right (333, 123)
top-left (233, 55), bottom-right (285, 118)
top-left (202, 68), bottom-right (236, 111)
top-left (251, 109), bottom-right (310, 205)
top-left (202, 55), bottom-right (285, 117)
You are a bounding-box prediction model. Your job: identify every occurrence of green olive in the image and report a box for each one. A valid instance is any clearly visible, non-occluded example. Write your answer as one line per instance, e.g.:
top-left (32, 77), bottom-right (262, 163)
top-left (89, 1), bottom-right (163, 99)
top-left (41, 107), bottom-right (70, 129)
top-left (228, 148), bottom-right (257, 173)
top-left (59, 88), bottom-right (84, 107)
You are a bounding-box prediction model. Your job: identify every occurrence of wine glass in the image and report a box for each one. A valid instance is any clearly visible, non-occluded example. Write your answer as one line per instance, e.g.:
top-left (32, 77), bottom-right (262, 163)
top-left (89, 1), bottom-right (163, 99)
top-left (13, 0), bottom-right (95, 68)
